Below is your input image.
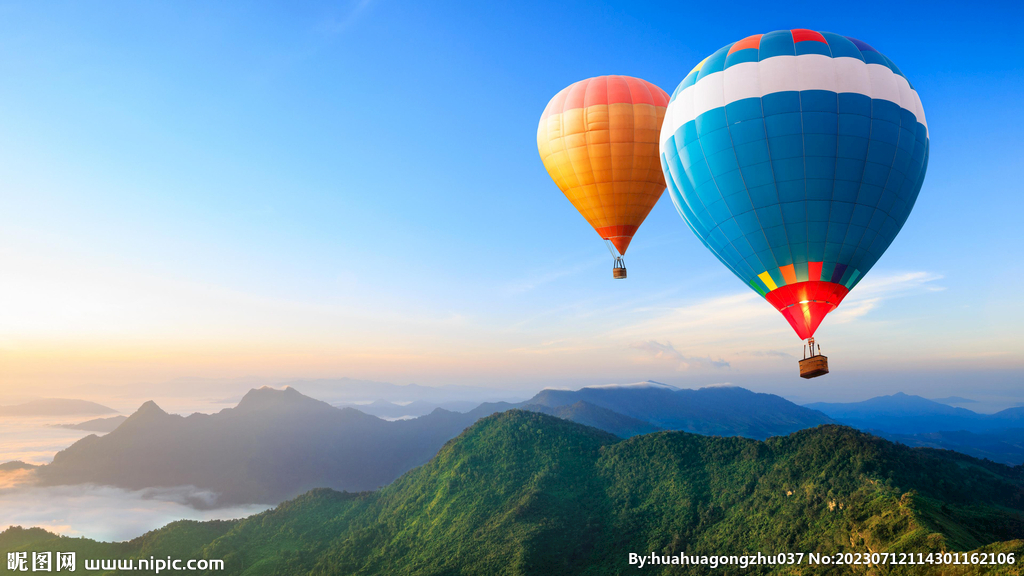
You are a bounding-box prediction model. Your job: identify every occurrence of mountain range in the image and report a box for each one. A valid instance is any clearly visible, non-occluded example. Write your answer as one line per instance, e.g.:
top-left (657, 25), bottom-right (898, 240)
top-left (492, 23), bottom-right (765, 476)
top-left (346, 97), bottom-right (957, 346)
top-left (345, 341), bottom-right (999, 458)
top-left (19, 384), bottom-right (833, 506)
top-left (85, 377), bottom-right (527, 408)
top-left (806, 392), bottom-right (1024, 434)
top-left (35, 387), bottom-right (477, 506)
top-left (334, 399), bottom-right (481, 419)
top-left (932, 396), bottom-right (979, 405)
top-left (53, 415), bottom-right (128, 432)
top-left (514, 382), bottom-right (833, 439)
top-left (877, 429), bottom-right (1024, 466)
top-left (21, 385), bottom-right (1024, 510)
top-left (805, 393), bottom-right (1024, 465)
top-left (0, 398), bottom-right (117, 417)
top-left (4, 411), bottom-right (1022, 575)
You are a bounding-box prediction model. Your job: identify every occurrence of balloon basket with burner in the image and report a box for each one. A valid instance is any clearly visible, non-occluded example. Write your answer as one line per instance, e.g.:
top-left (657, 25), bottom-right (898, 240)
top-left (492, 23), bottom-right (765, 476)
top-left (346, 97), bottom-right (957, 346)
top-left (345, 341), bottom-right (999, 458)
top-left (612, 256), bottom-right (627, 279)
top-left (799, 338), bottom-right (829, 379)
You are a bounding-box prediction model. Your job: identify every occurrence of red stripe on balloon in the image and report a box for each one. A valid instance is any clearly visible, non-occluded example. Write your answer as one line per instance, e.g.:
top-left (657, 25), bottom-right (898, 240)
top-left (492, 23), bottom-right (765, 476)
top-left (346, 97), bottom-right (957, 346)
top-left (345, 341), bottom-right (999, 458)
top-left (727, 34), bottom-right (763, 55)
top-left (791, 29), bottom-right (827, 44)
top-left (807, 261), bottom-right (823, 281)
top-left (595, 224), bottom-right (640, 255)
top-left (540, 76), bottom-right (669, 120)
top-left (583, 75), bottom-right (608, 108)
top-left (764, 281), bottom-right (850, 340)
top-left (595, 224), bottom-right (639, 239)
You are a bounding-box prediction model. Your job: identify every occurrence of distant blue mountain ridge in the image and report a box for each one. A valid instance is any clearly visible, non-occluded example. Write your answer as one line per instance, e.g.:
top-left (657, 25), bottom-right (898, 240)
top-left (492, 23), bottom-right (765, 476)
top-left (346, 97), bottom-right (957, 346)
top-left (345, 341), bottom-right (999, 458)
top-left (804, 392), bottom-right (1024, 434)
top-left (804, 392), bottom-right (1024, 465)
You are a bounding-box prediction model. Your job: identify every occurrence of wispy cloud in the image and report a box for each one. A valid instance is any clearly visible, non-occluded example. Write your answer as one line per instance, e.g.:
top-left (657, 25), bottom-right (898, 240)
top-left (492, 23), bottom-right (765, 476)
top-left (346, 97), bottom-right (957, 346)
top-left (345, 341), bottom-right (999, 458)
top-left (0, 468), bottom-right (34, 490)
top-left (616, 271), bottom-right (944, 343)
top-left (503, 257), bottom-right (601, 295)
top-left (631, 340), bottom-right (730, 371)
top-left (850, 271), bottom-right (945, 296)
top-left (745, 349), bottom-right (797, 359)
top-left (615, 292), bottom-right (781, 345)
top-left (831, 271), bottom-right (944, 324)
top-left (589, 270), bottom-right (949, 375)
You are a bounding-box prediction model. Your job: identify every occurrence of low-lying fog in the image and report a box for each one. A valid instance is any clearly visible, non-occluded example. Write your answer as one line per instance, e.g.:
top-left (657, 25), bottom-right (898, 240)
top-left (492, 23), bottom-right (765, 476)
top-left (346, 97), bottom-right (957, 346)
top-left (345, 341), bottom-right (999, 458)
top-left (0, 480), bottom-right (270, 542)
top-left (0, 414), bottom-right (270, 542)
top-left (0, 417), bottom-right (99, 465)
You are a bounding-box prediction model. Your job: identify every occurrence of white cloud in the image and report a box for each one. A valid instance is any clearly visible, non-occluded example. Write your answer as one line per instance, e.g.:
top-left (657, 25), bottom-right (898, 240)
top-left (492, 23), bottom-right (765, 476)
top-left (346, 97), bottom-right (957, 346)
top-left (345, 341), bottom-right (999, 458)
top-left (597, 270), bottom-right (948, 375)
top-left (831, 271), bottom-right (943, 324)
top-left (622, 272), bottom-right (944, 343)
top-left (745, 350), bottom-right (797, 359)
top-left (613, 292), bottom-right (784, 353)
top-left (631, 340), bottom-right (730, 371)
top-left (0, 483), bottom-right (269, 542)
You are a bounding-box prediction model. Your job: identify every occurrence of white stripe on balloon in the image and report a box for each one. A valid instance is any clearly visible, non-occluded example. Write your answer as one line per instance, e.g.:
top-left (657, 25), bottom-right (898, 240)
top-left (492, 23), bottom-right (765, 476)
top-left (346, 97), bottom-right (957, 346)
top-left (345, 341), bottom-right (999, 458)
top-left (659, 54), bottom-right (928, 149)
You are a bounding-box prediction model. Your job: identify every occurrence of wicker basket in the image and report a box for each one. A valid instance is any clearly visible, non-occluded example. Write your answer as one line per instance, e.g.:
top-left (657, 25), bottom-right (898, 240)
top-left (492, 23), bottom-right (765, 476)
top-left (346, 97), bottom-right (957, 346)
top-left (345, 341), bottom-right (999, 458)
top-left (799, 355), bottom-right (829, 379)
top-left (612, 267), bottom-right (627, 279)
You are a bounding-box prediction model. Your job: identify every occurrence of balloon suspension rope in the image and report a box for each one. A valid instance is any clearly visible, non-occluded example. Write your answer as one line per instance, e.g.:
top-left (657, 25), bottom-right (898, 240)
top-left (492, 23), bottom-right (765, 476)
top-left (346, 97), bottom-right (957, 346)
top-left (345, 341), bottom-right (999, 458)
top-left (604, 240), bottom-right (626, 270)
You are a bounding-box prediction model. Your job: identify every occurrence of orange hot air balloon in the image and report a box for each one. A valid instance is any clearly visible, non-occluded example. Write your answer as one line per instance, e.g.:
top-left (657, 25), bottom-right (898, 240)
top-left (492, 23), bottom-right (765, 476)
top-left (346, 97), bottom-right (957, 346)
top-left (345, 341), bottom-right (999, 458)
top-left (537, 75), bottom-right (670, 279)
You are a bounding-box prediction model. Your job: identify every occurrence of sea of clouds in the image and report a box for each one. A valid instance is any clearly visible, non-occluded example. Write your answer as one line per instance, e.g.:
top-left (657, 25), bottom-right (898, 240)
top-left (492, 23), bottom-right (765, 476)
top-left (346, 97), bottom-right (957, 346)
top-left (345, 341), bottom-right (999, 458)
top-left (0, 480), bottom-right (270, 542)
top-left (0, 415), bottom-right (270, 542)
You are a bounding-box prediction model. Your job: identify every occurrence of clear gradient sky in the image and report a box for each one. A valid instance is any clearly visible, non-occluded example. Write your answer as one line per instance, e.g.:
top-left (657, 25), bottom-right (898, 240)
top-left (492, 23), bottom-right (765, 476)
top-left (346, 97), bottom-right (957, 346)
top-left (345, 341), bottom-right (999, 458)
top-left (0, 0), bottom-right (1021, 404)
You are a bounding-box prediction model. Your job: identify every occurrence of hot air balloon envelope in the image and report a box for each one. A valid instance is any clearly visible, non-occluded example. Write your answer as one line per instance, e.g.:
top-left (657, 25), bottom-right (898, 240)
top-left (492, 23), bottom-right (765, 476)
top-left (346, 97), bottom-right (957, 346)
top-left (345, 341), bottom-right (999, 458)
top-left (660, 30), bottom-right (928, 339)
top-left (539, 76), bottom-right (670, 260)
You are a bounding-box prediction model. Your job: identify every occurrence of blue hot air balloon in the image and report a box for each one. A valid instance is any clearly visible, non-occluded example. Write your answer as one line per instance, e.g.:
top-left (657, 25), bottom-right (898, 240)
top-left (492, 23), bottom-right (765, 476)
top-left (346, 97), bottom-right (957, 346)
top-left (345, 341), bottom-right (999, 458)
top-left (659, 30), bottom-right (928, 377)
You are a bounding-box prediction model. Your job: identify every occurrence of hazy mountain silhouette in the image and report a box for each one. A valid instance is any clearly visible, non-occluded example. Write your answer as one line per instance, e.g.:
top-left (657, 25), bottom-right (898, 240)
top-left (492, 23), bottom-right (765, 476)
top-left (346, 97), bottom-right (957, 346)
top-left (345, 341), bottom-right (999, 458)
top-left (35, 387), bottom-right (481, 506)
top-left (518, 382), bottom-right (833, 439)
top-left (804, 393), bottom-right (1024, 464)
top-left (990, 407), bottom-right (1024, 427)
top-left (521, 400), bottom-right (661, 437)
top-left (0, 461), bottom-right (37, 472)
top-left (24, 384), bottom-right (843, 506)
top-left (932, 396), bottom-right (979, 405)
top-left (0, 399), bottom-right (117, 417)
top-left (807, 392), bottom-right (1024, 434)
top-left (6, 412), bottom-right (1023, 575)
top-left (53, 415), bottom-right (128, 432)
top-left (876, 428), bottom-right (1024, 466)
top-left (92, 376), bottom-right (524, 408)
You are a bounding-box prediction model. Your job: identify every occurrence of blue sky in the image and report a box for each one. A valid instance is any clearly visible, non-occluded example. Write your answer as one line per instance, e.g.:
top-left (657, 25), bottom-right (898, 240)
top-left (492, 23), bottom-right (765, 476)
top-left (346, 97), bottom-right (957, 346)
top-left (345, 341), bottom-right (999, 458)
top-left (0, 0), bottom-right (1021, 405)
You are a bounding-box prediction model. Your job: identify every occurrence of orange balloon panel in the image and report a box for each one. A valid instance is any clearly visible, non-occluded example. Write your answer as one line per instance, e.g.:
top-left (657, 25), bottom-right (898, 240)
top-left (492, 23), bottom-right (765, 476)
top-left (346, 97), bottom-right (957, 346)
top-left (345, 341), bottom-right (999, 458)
top-left (537, 76), bottom-right (669, 254)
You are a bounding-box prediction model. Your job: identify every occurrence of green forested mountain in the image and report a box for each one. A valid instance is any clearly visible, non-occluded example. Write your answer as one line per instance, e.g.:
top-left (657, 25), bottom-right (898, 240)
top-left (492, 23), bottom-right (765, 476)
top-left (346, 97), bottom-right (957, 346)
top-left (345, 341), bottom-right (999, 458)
top-left (4, 410), bottom-right (1023, 575)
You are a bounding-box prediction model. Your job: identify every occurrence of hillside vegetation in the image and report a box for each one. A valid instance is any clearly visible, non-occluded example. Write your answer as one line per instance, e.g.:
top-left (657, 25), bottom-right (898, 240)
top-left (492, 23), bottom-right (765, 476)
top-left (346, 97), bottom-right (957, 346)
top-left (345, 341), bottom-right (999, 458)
top-left (4, 411), bottom-right (1024, 575)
